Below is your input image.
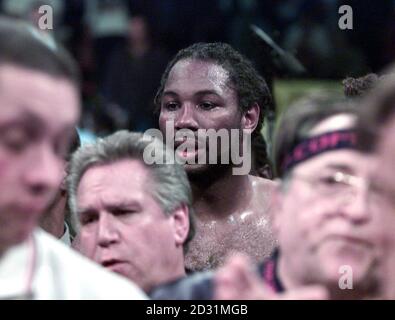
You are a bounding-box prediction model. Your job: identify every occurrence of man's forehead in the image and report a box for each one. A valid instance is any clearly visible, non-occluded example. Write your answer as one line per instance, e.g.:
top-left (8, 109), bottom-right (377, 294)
top-left (166, 59), bottom-right (230, 91)
top-left (309, 114), bottom-right (356, 136)
top-left (0, 107), bottom-right (74, 133)
top-left (78, 160), bottom-right (150, 191)
top-left (0, 64), bottom-right (79, 127)
top-left (77, 160), bottom-right (154, 207)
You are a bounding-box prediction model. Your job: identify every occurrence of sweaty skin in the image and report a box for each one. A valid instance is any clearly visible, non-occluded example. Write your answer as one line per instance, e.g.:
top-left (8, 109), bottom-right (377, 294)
top-left (185, 175), bottom-right (277, 271)
top-left (159, 59), bottom-right (277, 271)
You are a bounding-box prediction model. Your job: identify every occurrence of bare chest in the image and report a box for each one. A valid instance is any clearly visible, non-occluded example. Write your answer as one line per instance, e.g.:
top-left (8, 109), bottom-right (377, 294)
top-left (185, 212), bottom-right (277, 272)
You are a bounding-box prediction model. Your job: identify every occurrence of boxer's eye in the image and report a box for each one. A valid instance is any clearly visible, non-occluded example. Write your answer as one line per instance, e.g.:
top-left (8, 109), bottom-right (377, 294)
top-left (163, 102), bottom-right (180, 111)
top-left (198, 102), bottom-right (218, 111)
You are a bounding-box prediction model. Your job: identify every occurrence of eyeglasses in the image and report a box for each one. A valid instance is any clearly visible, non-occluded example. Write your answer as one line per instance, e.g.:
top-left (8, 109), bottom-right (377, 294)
top-left (291, 171), bottom-right (367, 201)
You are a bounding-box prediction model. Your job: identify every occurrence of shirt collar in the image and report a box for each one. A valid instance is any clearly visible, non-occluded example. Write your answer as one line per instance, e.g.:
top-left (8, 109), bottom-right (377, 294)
top-left (60, 222), bottom-right (71, 246)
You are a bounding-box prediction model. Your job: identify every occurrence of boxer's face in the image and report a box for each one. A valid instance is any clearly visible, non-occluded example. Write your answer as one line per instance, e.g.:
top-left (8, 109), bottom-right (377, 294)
top-left (0, 64), bottom-right (79, 252)
top-left (159, 59), bottom-right (257, 174)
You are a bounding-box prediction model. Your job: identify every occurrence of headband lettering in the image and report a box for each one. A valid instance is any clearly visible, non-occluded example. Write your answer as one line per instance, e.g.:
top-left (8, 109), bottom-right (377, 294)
top-left (282, 129), bottom-right (357, 173)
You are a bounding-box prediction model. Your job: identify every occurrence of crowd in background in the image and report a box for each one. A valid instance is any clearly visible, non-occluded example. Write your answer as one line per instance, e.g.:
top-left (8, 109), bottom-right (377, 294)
top-left (2, 1), bottom-right (395, 301)
top-left (0, 0), bottom-right (394, 136)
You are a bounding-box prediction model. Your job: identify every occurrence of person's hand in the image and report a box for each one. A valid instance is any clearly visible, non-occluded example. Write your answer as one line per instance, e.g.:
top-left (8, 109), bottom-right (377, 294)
top-left (214, 253), bottom-right (328, 300)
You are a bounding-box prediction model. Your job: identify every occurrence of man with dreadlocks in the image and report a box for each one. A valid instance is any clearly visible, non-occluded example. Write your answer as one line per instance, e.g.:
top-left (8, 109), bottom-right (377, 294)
top-left (155, 42), bottom-right (277, 271)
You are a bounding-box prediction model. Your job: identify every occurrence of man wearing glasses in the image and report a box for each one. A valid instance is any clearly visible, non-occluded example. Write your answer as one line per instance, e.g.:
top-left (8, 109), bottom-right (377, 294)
top-left (214, 93), bottom-right (383, 300)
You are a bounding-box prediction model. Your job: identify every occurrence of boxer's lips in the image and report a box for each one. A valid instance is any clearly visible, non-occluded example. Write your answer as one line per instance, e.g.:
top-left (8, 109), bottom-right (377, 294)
top-left (174, 139), bottom-right (201, 157)
top-left (174, 139), bottom-right (199, 149)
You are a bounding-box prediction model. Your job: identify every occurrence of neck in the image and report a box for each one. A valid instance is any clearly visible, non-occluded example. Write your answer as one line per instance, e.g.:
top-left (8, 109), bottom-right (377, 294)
top-left (146, 255), bottom-right (186, 293)
top-left (165, 262), bottom-right (186, 284)
top-left (39, 193), bottom-right (67, 239)
top-left (189, 165), bottom-right (252, 219)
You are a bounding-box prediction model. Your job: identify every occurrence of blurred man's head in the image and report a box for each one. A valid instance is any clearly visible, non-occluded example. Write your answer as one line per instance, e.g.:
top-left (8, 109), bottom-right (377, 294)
top-left (155, 42), bottom-right (271, 175)
top-left (0, 17), bottom-right (80, 255)
top-left (357, 71), bottom-right (395, 298)
top-left (272, 93), bottom-right (382, 297)
top-left (68, 131), bottom-right (194, 292)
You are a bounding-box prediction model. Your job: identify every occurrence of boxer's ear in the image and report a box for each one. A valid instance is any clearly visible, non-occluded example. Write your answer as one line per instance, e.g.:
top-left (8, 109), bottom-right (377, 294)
top-left (241, 103), bottom-right (259, 132)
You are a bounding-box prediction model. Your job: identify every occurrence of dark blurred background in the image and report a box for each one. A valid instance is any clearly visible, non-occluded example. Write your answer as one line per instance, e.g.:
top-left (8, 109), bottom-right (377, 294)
top-left (2, 0), bottom-right (394, 138)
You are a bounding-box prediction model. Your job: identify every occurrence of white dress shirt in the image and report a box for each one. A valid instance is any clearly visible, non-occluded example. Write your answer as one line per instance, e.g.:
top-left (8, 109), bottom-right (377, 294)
top-left (0, 229), bottom-right (147, 300)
